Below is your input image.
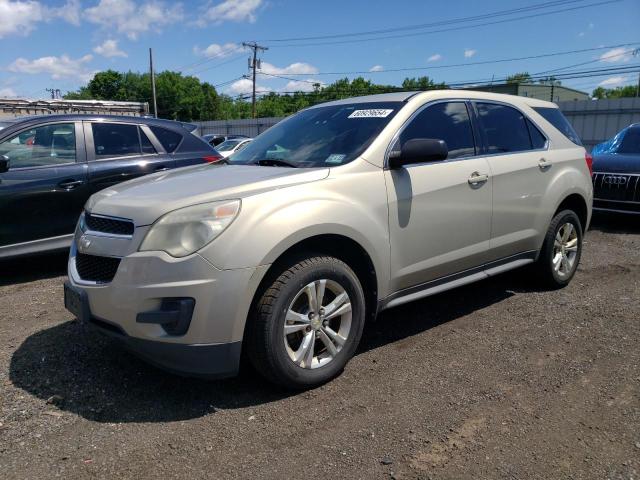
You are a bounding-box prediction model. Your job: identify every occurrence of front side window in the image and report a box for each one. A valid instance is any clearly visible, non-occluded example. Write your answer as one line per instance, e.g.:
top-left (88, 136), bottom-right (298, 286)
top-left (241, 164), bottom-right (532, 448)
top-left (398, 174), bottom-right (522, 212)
top-left (398, 102), bottom-right (476, 159)
top-left (229, 102), bottom-right (403, 168)
top-left (476, 103), bottom-right (532, 154)
top-left (0, 123), bottom-right (76, 169)
top-left (92, 123), bottom-right (140, 158)
top-left (217, 139), bottom-right (243, 151)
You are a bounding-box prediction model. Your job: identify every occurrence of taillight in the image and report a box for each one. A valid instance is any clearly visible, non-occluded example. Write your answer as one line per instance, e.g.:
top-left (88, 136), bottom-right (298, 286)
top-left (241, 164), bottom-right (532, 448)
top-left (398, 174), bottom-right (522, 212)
top-left (585, 152), bottom-right (593, 175)
top-left (203, 154), bottom-right (222, 163)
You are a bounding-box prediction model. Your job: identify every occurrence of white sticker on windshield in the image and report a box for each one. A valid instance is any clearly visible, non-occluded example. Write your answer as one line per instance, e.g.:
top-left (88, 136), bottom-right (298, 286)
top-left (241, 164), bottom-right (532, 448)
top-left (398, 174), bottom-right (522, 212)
top-left (325, 154), bottom-right (346, 164)
top-left (348, 109), bottom-right (394, 119)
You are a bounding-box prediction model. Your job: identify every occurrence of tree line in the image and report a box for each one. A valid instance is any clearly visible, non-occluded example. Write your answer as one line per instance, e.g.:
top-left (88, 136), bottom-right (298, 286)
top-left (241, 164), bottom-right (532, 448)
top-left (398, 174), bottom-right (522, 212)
top-left (64, 69), bottom-right (637, 122)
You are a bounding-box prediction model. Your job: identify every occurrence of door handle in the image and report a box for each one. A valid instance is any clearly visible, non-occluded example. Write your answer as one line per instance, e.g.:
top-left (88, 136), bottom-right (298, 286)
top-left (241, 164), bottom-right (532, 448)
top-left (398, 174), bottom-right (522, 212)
top-left (58, 179), bottom-right (84, 190)
top-left (538, 157), bottom-right (552, 171)
top-left (154, 166), bottom-right (170, 172)
top-left (468, 172), bottom-right (489, 186)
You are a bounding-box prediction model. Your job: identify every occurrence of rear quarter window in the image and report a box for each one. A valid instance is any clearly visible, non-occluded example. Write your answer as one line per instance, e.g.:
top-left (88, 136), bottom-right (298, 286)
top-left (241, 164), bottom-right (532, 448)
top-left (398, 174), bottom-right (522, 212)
top-left (533, 107), bottom-right (582, 146)
top-left (149, 126), bottom-right (183, 153)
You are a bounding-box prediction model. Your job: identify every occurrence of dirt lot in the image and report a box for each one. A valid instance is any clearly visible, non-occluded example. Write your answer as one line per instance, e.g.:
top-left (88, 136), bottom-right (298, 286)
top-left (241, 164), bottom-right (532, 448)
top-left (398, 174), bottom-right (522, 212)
top-left (0, 214), bottom-right (639, 480)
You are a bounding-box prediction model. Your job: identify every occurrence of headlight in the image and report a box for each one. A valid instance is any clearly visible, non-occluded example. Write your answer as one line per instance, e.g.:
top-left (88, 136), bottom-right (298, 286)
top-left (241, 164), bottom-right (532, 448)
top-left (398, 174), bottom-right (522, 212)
top-left (139, 200), bottom-right (240, 257)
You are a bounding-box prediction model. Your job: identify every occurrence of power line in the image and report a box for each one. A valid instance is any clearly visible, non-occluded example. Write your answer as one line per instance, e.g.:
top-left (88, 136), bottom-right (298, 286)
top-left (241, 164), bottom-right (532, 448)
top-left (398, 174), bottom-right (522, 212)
top-left (261, 0), bottom-right (620, 48)
top-left (259, 43), bottom-right (640, 77)
top-left (243, 64), bottom-right (640, 99)
top-left (259, 0), bottom-right (588, 43)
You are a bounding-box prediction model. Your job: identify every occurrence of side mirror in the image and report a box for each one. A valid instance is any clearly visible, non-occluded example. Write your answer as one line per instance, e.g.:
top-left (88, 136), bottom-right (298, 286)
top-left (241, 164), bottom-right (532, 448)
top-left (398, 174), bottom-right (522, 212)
top-left (389, 138), bottom-right (448, 169)
top-left (0, 155), bottom-right (9, 173)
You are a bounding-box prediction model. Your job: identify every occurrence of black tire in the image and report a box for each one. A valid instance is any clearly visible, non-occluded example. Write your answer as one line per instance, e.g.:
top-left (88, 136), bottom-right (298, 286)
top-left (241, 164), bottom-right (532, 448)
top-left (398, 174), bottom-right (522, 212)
top-left (535, 209), bottom-right (583, 288)
top-left (246, 255), bottom-right (366, 389)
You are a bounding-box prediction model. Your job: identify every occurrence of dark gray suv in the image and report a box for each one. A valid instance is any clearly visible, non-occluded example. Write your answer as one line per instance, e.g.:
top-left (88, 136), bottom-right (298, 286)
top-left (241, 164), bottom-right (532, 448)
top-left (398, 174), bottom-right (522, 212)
top-left (0, 115), bottom-right (220, 258)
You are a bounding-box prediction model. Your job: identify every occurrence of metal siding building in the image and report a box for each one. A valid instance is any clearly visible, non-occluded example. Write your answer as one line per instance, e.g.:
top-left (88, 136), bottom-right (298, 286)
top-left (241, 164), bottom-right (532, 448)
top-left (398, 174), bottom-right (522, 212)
top-left (465, 83), bottom-right (589, 102)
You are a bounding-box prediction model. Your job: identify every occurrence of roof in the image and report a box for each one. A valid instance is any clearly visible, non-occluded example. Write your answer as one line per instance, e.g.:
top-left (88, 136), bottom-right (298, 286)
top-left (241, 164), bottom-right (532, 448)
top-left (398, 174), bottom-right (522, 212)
top-left (311, 89), bottom-right (558, 109)
top-left (1, 114), bottom-right (196, 130)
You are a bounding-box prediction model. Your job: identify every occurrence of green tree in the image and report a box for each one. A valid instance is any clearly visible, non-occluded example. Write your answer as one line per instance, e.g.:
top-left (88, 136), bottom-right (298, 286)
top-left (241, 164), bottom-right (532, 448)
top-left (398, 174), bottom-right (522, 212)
top-left (592, 84), bottom-right (638, 99)
top-left (506, 72), bottom-right (532, 84)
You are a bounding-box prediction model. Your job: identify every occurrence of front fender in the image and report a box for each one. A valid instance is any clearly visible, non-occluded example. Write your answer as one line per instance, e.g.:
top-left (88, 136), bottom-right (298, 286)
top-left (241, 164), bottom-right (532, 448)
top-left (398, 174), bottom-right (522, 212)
top-left (198, 166), bottom-right (391, 295)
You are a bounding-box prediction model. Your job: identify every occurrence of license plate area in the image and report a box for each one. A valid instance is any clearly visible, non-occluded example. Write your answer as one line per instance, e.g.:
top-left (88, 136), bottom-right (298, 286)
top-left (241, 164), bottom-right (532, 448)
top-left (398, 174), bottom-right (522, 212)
top-left (64, 281), bottom-right (90, 323)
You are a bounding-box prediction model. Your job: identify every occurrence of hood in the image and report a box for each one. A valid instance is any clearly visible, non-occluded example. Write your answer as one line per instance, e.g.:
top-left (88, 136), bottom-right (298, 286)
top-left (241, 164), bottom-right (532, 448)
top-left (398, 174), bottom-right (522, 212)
top-left (592, 153), bottom-right (640, 174)
top-left (87, 164), bottom-right (329, 226)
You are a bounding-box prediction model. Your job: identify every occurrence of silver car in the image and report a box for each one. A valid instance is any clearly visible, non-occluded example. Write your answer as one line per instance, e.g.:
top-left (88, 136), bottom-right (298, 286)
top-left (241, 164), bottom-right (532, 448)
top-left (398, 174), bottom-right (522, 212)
top-left (64, 91), bottom-right (593, 388)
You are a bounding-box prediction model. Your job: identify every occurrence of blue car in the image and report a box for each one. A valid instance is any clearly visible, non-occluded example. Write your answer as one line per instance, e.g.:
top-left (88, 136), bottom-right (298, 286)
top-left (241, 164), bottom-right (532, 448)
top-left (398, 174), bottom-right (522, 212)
top-left (591, 123), bottom-right (640, 214)
top-left (0, 115), bottom-right (221, 258)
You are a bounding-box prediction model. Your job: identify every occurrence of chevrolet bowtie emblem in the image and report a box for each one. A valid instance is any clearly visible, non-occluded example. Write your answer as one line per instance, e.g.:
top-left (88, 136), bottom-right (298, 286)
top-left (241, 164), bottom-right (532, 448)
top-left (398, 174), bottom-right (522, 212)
top-left (79, 235), bottom-right (91, 252)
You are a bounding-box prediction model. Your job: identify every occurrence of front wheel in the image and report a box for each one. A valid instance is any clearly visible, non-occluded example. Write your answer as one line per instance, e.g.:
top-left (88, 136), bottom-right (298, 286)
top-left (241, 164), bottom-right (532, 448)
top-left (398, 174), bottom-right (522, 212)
top-left (246, 256), bottom-right (366, 389)
top-left (535, 209), bottom-right (583, 288)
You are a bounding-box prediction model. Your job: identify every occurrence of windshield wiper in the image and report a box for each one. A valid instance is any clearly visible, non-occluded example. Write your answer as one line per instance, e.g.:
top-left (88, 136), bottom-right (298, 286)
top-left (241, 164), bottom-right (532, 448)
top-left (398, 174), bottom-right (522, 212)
top-left (252, 159), bottom-right (298, 168)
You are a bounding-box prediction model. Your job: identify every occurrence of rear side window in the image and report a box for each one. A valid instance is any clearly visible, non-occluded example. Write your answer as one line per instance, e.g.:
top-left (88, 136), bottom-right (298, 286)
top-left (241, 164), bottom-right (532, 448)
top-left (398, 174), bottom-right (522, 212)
top-left (150, 126), bottom-right (182, 153)
top-left (92, 123), bottom-right (140, 158)
top-left (476, 103), bottom-right (532, 153)
top-left (399, 102), bottom-right (476, 159)
top-left (526, 118), bottom-right (547, 149)
top-left (532, 107), bottom-right (582, 145)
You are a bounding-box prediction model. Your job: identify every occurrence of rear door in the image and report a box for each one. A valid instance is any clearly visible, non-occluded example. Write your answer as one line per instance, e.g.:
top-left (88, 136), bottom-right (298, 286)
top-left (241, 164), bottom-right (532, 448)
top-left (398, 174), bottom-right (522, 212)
top-left (84, 121), bottom-right (175, 194)
top-left (472, 101), bottom-right (551, 260)
top-left (0, 121), bottom-right (88, 248)
top-left (385, 100), bottom-right (493, 292)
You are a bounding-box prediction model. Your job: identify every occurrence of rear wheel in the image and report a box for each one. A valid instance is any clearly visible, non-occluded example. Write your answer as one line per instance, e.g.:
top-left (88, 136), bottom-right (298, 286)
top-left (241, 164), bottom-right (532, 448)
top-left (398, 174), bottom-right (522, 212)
top-left (535, 210), bottom-right (583, 288)
top-left (246, 256), bottom-right (366, 389)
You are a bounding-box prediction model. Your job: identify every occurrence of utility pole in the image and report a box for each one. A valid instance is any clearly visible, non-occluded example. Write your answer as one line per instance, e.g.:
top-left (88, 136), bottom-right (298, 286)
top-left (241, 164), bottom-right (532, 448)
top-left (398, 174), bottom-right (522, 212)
top-left (149, 48), bottom-right (158, 118)
top-left (242, 41), bottom-right (268, 118)
top-left (45, 88), bottom-right (61, 99)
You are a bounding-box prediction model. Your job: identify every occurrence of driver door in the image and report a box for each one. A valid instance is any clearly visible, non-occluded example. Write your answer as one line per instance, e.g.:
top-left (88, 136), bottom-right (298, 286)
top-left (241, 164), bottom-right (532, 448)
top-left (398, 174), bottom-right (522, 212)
top-left (0, 121), bottom-right (88, 249)
top-left (384, 101), bottom-right (493, 293)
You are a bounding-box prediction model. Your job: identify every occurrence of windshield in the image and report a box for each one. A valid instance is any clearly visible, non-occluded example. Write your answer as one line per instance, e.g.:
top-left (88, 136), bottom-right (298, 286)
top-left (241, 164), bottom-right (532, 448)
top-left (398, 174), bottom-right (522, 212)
top-left (618, 126), bottom-right (640, 154)
top-left (218, 139), bottom-right (244, 150)
top-left (228, 101), bottom-right (403, 167)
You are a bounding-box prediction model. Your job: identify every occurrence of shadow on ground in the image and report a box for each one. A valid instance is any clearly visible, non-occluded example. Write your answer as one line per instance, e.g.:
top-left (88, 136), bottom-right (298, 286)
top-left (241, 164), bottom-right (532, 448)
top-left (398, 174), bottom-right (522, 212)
top-left (0, 252), bottom-right (68, 287)
top-left (10, 270), bottom-right (532, 423)
top-left (589, 212), bottom-right (640, 234)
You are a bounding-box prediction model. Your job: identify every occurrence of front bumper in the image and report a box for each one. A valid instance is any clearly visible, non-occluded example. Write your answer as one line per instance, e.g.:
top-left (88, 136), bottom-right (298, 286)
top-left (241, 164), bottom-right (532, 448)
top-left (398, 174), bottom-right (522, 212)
top-left (66, 239), bottom-right (268, 378)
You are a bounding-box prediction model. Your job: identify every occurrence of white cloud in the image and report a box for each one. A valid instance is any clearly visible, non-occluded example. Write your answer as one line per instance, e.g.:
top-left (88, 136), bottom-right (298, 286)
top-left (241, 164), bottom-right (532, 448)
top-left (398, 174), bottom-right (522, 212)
top-left (0, 87), bottom-right (18, 97)
top-left (200, 0), bottom-right (262, 24)
top-left (0, 0), bottom-right (81, 38)
top-left (227, 78), bottom-right (271, 95)
top-left (194, 42), bottom-right (240, 58)
top-left (599, 47), bottom-right (634, 63)
top-left (598, 76), bottom-right (630, 87)
top-left (84, 0), bottom-right (183, 40)
top-left (9, 54), bottom-right (95, 82)
top-left (258, 62), bottom-right (318, 75)
top-left (428, 53), bottom-right (442, 62)
top-left (0, 0), bottom-right (45, 37)
top-left (283, 79), bottom-right (324, 92)
top-left (464, 49), bottom-right (477, 58)
top-left (94, 39), bottom-right (127, 58)
top-left (56, 0), bottom-right (81, 25)
top-left (369, 65), bottom-right (384, 72)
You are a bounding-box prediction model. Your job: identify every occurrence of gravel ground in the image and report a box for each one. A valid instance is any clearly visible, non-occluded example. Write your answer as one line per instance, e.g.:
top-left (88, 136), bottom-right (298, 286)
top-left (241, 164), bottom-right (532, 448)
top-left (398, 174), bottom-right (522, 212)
top-left (1, 214), bottom-right (639, 480)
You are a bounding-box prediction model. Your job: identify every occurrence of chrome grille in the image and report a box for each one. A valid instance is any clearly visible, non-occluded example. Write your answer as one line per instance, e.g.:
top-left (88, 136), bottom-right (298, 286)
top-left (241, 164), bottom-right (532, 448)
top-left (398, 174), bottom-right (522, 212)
top-left (85, 213), bottom-right (134, 236)
top-left (592, 172), bottom-right (639, 203)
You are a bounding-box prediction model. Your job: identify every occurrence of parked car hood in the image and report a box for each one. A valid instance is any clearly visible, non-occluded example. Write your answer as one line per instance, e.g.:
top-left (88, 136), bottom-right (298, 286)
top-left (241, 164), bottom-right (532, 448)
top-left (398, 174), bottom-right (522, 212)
top-left (87, 164), bottom-right (330, 226)
top-left (592, 153), bottom-right (640, 174)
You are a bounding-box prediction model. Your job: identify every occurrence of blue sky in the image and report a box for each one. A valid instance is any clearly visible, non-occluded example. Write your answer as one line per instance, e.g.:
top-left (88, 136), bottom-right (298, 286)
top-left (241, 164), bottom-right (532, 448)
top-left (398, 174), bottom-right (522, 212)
top-left (0, 0), bottom-right (639, 99)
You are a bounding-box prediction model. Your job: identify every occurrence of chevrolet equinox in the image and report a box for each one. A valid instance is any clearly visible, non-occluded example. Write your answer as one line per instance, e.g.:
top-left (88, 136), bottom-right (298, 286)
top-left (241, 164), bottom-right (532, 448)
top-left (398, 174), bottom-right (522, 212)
top-left (64, 91), bottom-right (593, 389)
